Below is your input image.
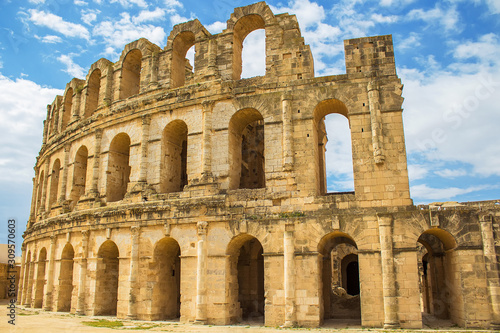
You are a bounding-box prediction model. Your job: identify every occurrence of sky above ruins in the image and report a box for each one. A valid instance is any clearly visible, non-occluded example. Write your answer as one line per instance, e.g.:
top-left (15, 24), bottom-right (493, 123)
top-left (0, 0), bottom-right (499, 246)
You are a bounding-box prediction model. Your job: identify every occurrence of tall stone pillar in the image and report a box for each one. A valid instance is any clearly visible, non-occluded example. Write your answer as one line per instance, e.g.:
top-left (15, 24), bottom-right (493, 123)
top-left (284, 227), bottom-right (297, 326)
top-left (127, 226), bottom-right (140, 319)
top-left (282, 94), bottom-right (294, 171)
top-left (42, 235), bottom-right (56, 310)
top-left (58, 144), bottom-right (70, 204)
top-left (29, 170), bottom-right (38, 223)
top-left (17, 243), bottom-right (27, 305)
top-left (76, 230), bottom-right (89, 315)
top-left (138, 115), bottom-right (151, 184)
top-left (201, 102), bottom-right (213, 177)
top-left (195, 221), bottom-right (208, 323)
top-left (150, 52), bottom-right (158, 83)
top-left (71, 90), bottom-right (81, 122)
top-left (480, 215), bottom-right (500, 329)
top-left (38, 158), bottom-right (50, 215)
top-left (368, 81), bottom-right (385, 164)
top-left (377, 213), bottom-right (399, 328)
top-left (89, 129), bottom-right (102, 197)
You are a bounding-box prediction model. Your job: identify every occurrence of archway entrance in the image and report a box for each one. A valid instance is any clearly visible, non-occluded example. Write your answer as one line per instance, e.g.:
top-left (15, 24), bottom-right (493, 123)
top-left (95, 240), bottom-right (119, 316)
top-left (227, 235), bottom-right (265, 324)
top-left (417, 229), bottom-right (460, 327)
top-left (318, 232), bottom-right (361, 326)
top-left (151, 237), bottom-right (181, 320)
top-left (57, 243), bottom-right (74, 312)
top-left (34, 248), bottom-right (47, 308)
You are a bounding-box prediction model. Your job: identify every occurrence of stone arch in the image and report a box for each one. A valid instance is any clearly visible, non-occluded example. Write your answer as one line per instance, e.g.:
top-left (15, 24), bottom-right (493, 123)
top-left (417, 228), bottom-right (460, 324)
top-left (34, 247), bottom-right (47, 308)
top-left (226, 233), bottom-right (265, 324)
top-left (313, 99), bottom-right (352, 195)
top-left (94, 240), bottom-right (120, 316)
top-left (57, 242), bottom-right (75, 312)
top-left (227, 2), bottom-right (276, 80)
top-left (70, 145), bottom-right (88, 209)
top-left (106, 133), bottom-right (131, 202)
top-left (160, 120), bottom-right (188, 193)
top-left (171, 31), bottom-right (195, 88)
top-left (148, 237), bottom-right (181, 320)
top-left (228, 108), bottom-right (265, 190)
top-left (84, 69), bottom-right (101, 118)
top-left (61, 88), bottom-right (73, 130)
top-left (318, 232), bottom-right (361, 324)
top-left (120, 49), bottom-right (142, 99)
top-left (48, 158), bottom-right (61, 208)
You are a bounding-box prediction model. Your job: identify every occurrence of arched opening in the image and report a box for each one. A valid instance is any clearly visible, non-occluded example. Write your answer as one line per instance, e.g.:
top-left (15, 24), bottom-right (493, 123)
top-left (417, 229), bottom-right (459, 327)
top-left (95, 240), bottom-right (119, 316)
top-left (85, 69), bottom-right (101, 118)
top-left (228, 109), bottom-right (265, 190)
top-left (120, 49), bottom-right (142, 99)
top-left (171, 31), bottom-right (196, 88)
top-left (150, 237), bottom-right (181, 320)
top-left (57, 243), bottom-right (74, 312)
top-left (36, 171), bottom-right (44, 214)
top-left (48, 159), bottom-right (61, 208)
top-left (23, 251), bottom-right (33, 306)
top-left (70, 146), bottom-right (88, 209)
top-left (226, 234), bottom-right (265, 324)
top-left (233, 14), bottom-right (266, 80)
top-left (160, 120), bottom-right (188, 193)
top-left (318, 232), bottom-right (361, 325)
top-left (62, 88), bottom-right (73, 129)
top-left (313, 99), bottom-right (354, 195)
top-left (106, 133), bottom-right (131, 202)
top-left (34, 248), bottom-right (47, 308)
top-left (241, 29), bottom-right (266, 78)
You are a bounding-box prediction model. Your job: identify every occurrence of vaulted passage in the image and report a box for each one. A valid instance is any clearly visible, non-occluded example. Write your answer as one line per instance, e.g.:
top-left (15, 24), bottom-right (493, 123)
top-left (227, 235), bottom-right (265, 324)
top-left (57, 243), bottom-right (74, 312)
top-left (418, 229), bottom-right (460, 327)
top-left (70, 146), bottom-right (88, 208)
top-left (85, 69), bottom-right (101, 118)
top-left (229, 109), bottom-right (265, 190)
top-left (106, 133), bottom-right (131, 202)
top-left (49, 159), bottom-right (61, 208)
top-left (150, 237), bottom-right (181, 320)
top-left (120, 49), bottom-right (142, 99)
top-left (34, 248), bottom-right (47, 308)
top-left (318, 232), bottom-right (361, 325)
top-left (95, 240), bottom-right (119, 316)
top-left (160, 120), bottom-right (188, 193)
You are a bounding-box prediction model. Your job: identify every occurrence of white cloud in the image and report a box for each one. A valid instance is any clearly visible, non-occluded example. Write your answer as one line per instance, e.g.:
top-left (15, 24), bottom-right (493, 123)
top-left (28, 0), bottom-right (45, 3)
top-left (0, 73), bottom-right (62, 183)
top-left (407, 5), bottom-right (461, 32)
top-left (434, 168), bottom-right (467, 178)
top-left (325, 113), bottom-right (354, 177)
top-left (74, 0), bottom-right (87, 5)
top-left (371, 13), bottom-right (399, 23)
top-left (380, 0), bottom-right (415, 6)
top-left (133, 8), bottom-right (166, 24)
top-left (81, 9), bottom-right (100, 26)
top-left (28, 9), bottom-right (90, 40)
top-left (206, 21), bottom-right (225, 34)
top-left (398, 32), bottom-right (421, 51)
top-left (453, 33), bottom-right (499, 64)
top-left (35, 35), bottom-right (63, 44)
top-left (165, 0), bottom-right (183, 13)
top-left (410, 184), bottom-right (496, 201)
top-left (58, 54), bottom-right (86, 78)
top-left (170, 13), bottom-right (192, 26)
top-left (110, 0), bottom-right (147, 8)
top-left (408, 164), bottom-right (429, 181)
top-left (93, 12), bottom-right (166, 55)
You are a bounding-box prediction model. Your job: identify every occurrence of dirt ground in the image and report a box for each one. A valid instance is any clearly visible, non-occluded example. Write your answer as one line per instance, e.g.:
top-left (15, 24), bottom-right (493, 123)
top-left (0, 300), bottom-right (495, 333)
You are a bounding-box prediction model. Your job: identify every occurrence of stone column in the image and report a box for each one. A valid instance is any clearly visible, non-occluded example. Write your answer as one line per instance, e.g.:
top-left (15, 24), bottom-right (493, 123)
top-left (58, 144), bottom-right (71, 204)
top-left (138, 115), bottom-right (151, 184)
top-left (127, 226), bottom-right (140, 319)
top-left (480, 215), bottom-right (500, 329)
top-left (76, 230), bottom-right (89, 315)
top-left (103, 65), bottom-right (113, 107)
top-left (377, 213), bottom-right (399, 328)
top-left (368, 81), bottom-right (385, 164)
top-left (284, 227), bottom-right (297, 326)
top-left (201, 102), bottom-right (213, 177)
top-left (71, 89), bottom-right (81, 122)
top-left (43, 235), bottom-right (56, 310)
top-left (89, 129), bottom-right (103, 197)
top-left (29, 170), bottom-right (38, 223)
top-left (195, 221), bottom-right (208, 323)
top-left (38, 158), bottom-right (50, 215)
top-left (42, 106), bottom-right (50, 145)
top-left (17, 243), bottom-right (27, 305)
top-left (282, 94), bottom-right (294, 171)
top-left (150, 52), bottom-right (158, 83)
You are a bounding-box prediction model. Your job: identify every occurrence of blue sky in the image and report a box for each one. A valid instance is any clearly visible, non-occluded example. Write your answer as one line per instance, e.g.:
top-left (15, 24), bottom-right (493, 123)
top-left (1, 0), bottom-right (499, 250)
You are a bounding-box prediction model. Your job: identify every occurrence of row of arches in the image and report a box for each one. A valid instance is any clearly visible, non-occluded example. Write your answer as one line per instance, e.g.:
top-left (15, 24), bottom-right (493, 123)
top-left (21, 227), bottom-right (462, 327)
top-left (36, 98), bottom-right (355, 215)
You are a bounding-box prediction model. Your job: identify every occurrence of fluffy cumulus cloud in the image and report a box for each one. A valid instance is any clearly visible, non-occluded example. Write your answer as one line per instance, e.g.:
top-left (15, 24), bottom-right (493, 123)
top-left (27, 9), bottom-right (90, 40)
top-left (110, 0), bottom-right (148, 8)
top-left (81, 9), bottom-right (101, 25)
top-left (57, 54), bottom-right (86, 78)
top-left (406, 4), bottom-right (461, 32)
top-left (206, 21), bottom-right (226, 34)
top-left (35, 34), bottom-right (63, 43)
top-left (133, 8), bottom-right (166, 24)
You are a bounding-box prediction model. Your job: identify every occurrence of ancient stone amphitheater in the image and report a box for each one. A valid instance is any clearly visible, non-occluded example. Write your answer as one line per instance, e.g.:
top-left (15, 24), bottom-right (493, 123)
top-left (18, 2), bottom-right (500, 329)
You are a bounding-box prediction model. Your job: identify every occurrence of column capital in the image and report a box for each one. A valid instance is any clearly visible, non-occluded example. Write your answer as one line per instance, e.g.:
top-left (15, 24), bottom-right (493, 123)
top-left (377, 213), bottom-right (393, 227)
top-left (197, 221), bottom-right (208, 235)
top-left (81, 230), bottom-right (90, 240)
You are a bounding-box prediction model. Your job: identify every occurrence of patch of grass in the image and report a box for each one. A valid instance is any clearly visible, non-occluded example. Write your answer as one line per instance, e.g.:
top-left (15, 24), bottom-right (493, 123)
top-left (18, 311), bottom-right (39, 316)
top-left (82, 319), bottom-right (124, 328)
top-left (125, 323), bottom-right (162, 330)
